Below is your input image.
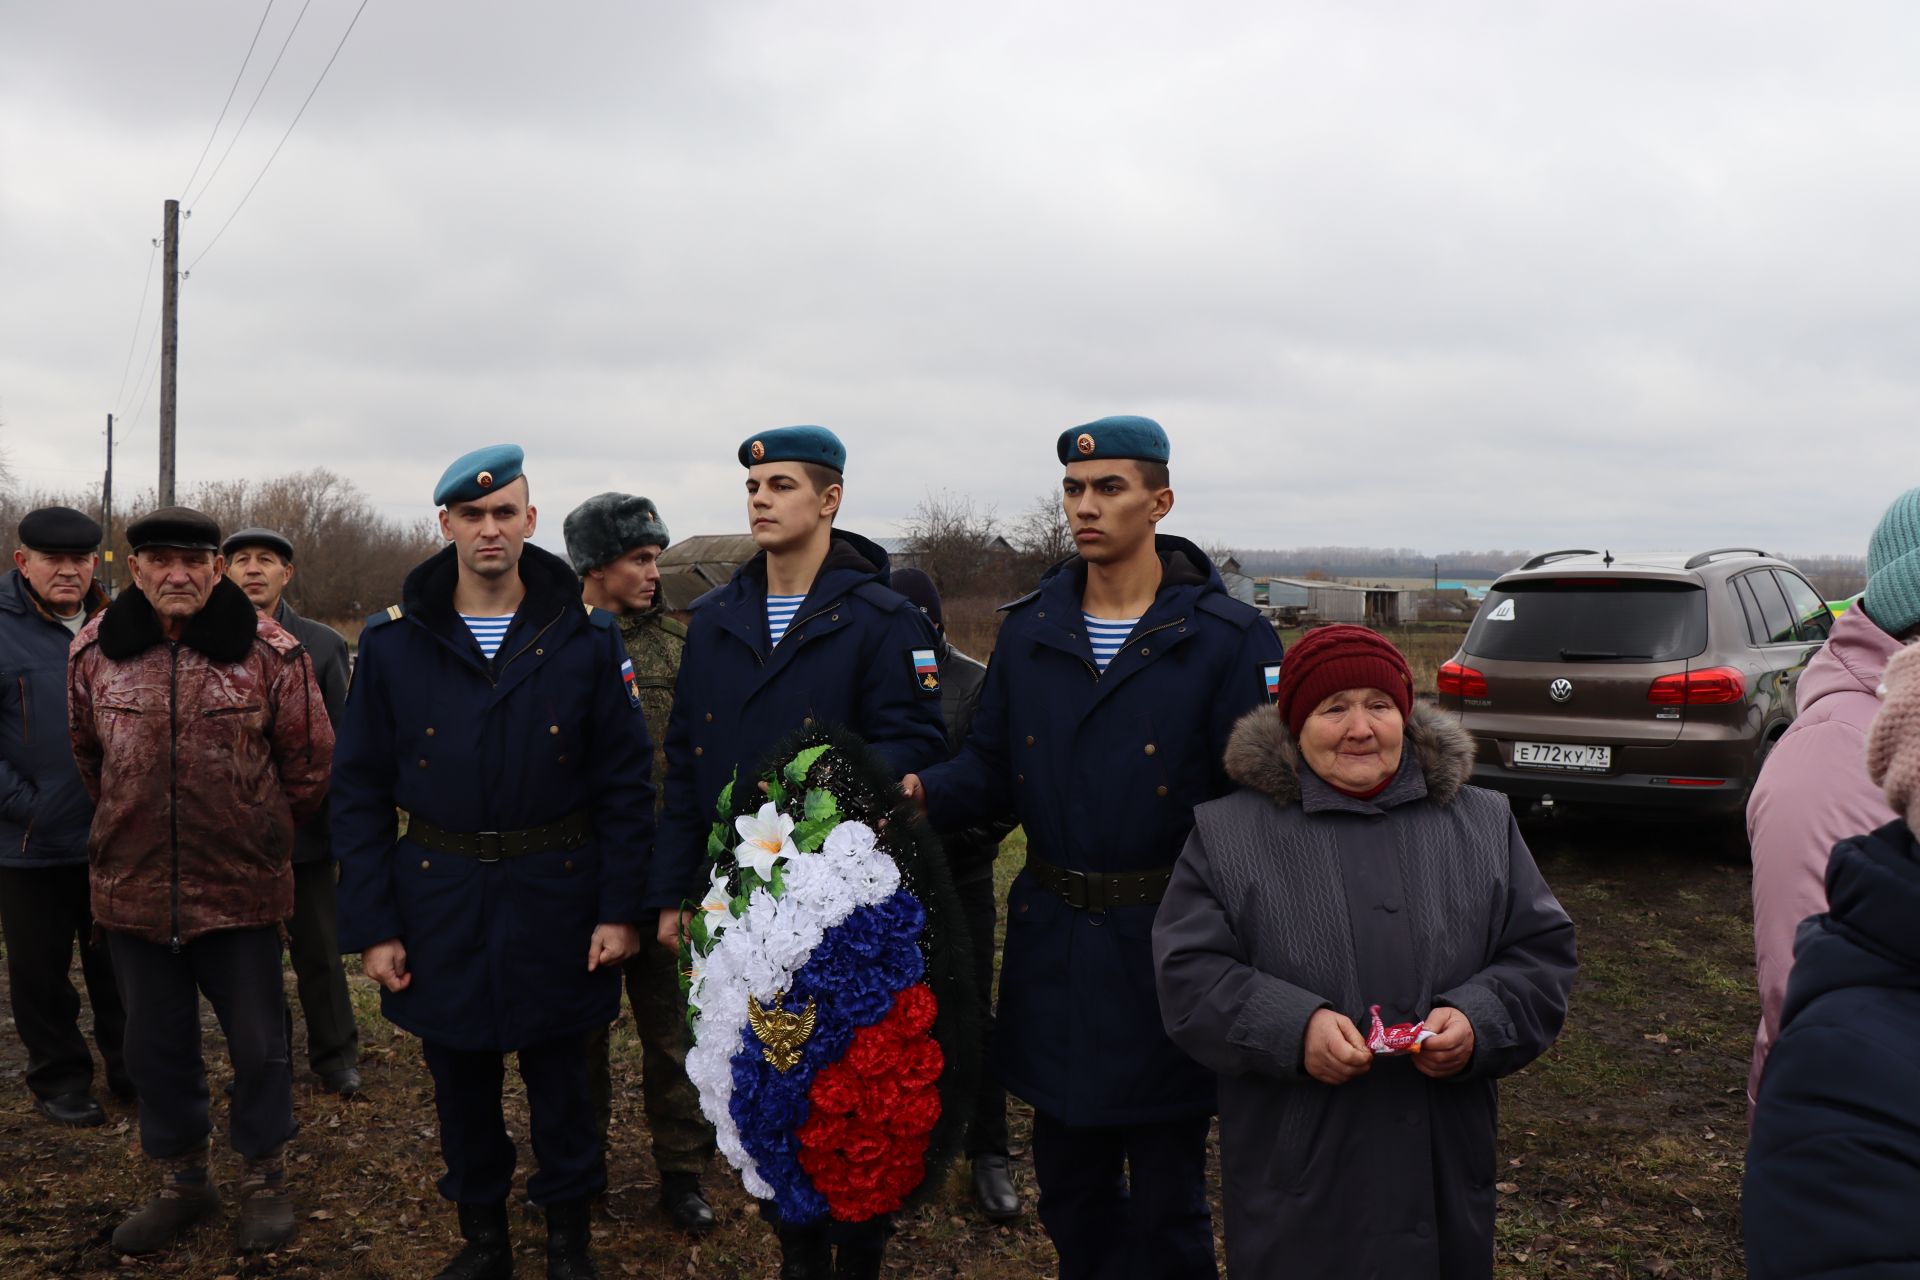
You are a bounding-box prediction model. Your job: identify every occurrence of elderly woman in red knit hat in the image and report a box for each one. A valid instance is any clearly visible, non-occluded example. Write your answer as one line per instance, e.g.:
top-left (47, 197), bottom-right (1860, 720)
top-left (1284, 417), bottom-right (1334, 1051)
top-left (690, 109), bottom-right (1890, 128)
top-left (1151, 624), bottom-right (1577, 1279)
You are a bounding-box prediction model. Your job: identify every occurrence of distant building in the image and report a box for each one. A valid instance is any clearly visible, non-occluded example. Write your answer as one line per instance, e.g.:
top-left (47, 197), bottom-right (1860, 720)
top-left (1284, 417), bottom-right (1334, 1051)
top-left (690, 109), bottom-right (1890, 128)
top-left (654, 533), bottom-right (761, 612)
top-left (1261, 577), bottom-right (1419, 628)
top-left (871, 535), bottom-right (1019, 576)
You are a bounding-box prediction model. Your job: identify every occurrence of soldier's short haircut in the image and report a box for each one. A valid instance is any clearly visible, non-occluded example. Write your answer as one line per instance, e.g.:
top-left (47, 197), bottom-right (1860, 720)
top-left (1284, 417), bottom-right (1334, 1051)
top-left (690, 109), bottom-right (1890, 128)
top-left (798, 462), bottom-right (842, 496)
top-left (1137, 461), bottom-right (1170, 490)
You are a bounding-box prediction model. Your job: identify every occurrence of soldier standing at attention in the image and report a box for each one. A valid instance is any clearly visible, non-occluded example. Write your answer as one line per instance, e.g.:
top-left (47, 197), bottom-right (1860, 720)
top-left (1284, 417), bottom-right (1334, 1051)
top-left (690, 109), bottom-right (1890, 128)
top-left (561, 492), bottom-right (716, 1235)
top-left (332, 447), bottom-right (656, 1280)
top-left (903, 416), bottom-right (1284, 1280)
top-left (649, 426), bottom-right (947, 1280)
top-left (223, 527), bottom-right (363, 1098)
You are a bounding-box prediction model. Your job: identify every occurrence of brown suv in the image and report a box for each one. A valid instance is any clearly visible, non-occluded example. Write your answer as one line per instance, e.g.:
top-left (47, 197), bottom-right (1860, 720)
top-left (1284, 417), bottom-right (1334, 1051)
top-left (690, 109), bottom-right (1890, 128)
top-left (1436, 548), bottom-right (1834, 815)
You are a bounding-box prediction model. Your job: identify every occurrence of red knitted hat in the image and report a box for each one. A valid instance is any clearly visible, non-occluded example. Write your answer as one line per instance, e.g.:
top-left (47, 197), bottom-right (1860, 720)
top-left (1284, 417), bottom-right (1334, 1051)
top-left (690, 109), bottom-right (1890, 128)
top-left (1276, 624), bottom-right (1415, 738)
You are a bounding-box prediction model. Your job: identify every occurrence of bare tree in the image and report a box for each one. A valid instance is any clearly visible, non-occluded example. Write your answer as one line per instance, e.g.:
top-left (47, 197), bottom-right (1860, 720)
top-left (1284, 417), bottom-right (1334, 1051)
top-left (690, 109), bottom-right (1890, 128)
top-left (1011, 490), bottom-right (1073, 572)
top-left (901, 489), bottom-right (1003, 597)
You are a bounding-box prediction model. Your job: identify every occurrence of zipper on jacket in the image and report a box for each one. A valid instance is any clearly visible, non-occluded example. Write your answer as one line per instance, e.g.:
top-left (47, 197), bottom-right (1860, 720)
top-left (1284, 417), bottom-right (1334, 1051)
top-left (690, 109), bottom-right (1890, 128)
top-left (16, 675), bottom-right (27, 743)
top-left (490, 610), bottom-right (564, 687)
top-left (1083, 615), bottom-right (1186, 683)
top-left (762, 596), bottom-right (841, 665)
top-left (168, 642), bottom-right (181, 953)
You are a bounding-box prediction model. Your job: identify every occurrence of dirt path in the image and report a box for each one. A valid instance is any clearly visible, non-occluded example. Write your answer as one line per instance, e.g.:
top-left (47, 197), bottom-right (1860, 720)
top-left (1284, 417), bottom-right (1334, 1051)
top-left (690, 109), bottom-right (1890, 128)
top-left (0, 817), bottom-right (1754, 1278)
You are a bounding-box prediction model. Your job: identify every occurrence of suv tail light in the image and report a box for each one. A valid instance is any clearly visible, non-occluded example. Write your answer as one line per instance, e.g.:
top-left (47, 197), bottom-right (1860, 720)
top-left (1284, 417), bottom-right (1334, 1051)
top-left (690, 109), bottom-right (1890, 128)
top-left (1437, 661), bottom-right (1488, 698)
top-left (1647, 666), bottom-right (1745, 705)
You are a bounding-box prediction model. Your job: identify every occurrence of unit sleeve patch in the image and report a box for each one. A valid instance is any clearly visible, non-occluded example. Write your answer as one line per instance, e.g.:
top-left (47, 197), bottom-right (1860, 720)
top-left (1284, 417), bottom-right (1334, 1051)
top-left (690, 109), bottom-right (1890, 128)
top-left (1262, 662), bottom-right (1282, 704)
top-left (620, 658), bottom-right (642, 708)
top-left (911, 647), bottom-right (941, 695)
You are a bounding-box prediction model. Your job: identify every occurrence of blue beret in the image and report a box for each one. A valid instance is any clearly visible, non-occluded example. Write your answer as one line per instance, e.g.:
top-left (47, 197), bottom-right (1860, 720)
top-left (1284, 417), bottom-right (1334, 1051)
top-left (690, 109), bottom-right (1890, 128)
top-left (434, 444), bottom-right (525, 507)
top-left (737, 426), bottom-right (846, 473)
top-left (1056, 415), bottom-right (1171, 465)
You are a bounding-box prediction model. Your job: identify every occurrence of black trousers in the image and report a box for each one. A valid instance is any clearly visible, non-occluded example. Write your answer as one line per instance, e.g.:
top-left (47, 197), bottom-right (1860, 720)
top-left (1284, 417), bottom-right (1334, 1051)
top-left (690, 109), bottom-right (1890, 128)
top-left (286, 859), bottom-right (359, 1076)
top-left (1031, 1110), bottom-right (1216, 1280)
top-left (952, 865), bottom-right (1010, 1157)
top-left (422, 1034), bottom-right (603, 1207)
top-left (109, 926), bottom-right (294, 1161)
top-left (0, 864), bottom-right (128, 1101)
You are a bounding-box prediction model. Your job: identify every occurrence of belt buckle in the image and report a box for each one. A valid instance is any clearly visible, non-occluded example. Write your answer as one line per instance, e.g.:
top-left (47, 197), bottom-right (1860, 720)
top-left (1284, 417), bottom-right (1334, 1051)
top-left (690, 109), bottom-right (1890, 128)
top-left (475, 832), bottom-right (503, 864)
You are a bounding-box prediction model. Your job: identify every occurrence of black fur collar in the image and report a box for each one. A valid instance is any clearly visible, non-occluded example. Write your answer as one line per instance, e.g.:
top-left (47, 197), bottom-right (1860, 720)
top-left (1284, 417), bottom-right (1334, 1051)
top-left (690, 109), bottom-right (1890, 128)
top-left (98, 577), bottom-right (261, 664)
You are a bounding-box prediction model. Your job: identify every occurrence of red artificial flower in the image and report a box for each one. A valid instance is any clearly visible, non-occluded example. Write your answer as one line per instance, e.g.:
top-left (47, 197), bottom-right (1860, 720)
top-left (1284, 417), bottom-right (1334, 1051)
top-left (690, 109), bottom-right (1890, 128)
top-left (893, 984), bottom-right (938, 1036)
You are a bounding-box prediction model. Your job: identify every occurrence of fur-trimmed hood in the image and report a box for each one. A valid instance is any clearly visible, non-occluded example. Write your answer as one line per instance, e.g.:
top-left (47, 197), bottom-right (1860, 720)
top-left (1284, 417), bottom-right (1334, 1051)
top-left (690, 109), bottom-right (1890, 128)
top-left (1223, 702), bottom-right (1476, 808)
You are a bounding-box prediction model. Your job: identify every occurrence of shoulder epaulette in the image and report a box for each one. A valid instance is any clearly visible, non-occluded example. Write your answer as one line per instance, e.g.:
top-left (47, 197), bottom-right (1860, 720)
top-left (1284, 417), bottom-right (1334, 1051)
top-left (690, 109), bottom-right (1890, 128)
top-left (1197, 594), bottom-right (1260, 628)
top-left (581, 604), bottom-right (617, 630)
top-left (854, 581), bottom-right (911, 613)
top-left (997, 588), bottom-right (1042, 614)
top-left (362, 604), bottom-right (404, 633)
top-left (658, 615), bottom-right (689, 639)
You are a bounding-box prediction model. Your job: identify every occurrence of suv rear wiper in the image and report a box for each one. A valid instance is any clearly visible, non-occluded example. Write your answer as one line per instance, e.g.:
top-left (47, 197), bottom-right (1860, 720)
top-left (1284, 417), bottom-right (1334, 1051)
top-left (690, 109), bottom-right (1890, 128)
top-left (1558, 649), bottom-right (1653, 660)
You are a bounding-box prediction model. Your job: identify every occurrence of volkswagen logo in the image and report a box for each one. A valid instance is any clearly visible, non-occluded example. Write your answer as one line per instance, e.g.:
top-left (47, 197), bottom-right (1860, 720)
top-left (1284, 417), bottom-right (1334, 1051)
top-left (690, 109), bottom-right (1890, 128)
top-left (1549, 679), bottom-right (1574, 703)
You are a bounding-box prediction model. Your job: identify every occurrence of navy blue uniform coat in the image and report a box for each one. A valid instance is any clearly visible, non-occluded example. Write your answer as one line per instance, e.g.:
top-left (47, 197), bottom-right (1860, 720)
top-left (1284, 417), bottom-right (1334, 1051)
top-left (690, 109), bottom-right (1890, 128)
top-left (0, 571), bottom-right (106, 868)
top-left (332, 544), bottom-right (655, 1052)
top-left (649, 530), bottom-right (947, 908)
top-left (920, 536), bottom-right (1284, 1126)
top-left (1745, 818), bottom-right (1920, 1280)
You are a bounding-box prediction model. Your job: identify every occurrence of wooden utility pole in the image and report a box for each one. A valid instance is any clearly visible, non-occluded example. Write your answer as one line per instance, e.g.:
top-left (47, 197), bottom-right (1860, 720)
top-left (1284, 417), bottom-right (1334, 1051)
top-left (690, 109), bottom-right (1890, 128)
top-left (159, 198), bottom-right (179, 506)
top-left (103, 413), bottom-right (115, 591)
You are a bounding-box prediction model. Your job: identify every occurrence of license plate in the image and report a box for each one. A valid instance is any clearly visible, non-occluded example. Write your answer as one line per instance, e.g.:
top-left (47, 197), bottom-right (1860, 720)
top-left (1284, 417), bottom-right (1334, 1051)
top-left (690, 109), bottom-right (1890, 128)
top-left (1513, 741), bottom-right (1611, 772)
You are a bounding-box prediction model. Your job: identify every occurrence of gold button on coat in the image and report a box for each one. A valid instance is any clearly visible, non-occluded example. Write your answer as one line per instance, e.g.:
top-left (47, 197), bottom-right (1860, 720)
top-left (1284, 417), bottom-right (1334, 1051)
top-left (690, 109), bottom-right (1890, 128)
top-left (1143, 744), bottom-right (1156, 756)
top-left (549, 725), bottom-right (560, 736)
top-left (425, 727), bottom-right (436, 737)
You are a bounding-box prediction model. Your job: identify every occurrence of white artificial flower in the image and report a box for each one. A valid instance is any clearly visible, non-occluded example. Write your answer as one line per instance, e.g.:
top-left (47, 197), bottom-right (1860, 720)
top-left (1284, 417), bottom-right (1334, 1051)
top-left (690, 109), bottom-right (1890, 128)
top-left (734, 802), bottom-right (799, 881)
top-left (823, 820), bottom-right (877, 860)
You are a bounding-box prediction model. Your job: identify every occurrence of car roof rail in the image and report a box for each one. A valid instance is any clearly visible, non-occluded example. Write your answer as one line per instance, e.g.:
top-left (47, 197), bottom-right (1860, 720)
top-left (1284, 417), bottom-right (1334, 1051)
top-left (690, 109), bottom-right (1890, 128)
top-left (1683, 547), bottom-right (1770, 570)
top-left (1519, 549), bottom-right (1599, 571)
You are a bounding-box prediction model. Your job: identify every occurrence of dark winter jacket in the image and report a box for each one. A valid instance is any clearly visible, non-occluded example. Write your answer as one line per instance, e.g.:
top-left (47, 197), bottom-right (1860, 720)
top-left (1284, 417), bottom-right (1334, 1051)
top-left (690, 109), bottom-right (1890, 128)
top-left (0, 570), bottom-right (107, 867)
top-left (69, 578), bottom-right (333, 946)
top-left (649, 529), bottom-right (947, 909)
top-left (1153, 706), bottom-right (1576, 1280)
top-left (1745, 819), bottom-right (1920, 1280)
top-left (920, 536), bottom-right (1285, 1126)
top-left (331, 543), bottom-right (656, 1052)
top-left (934, 638), bottom-right (1013, 881)
top-left (273, 598), bottom-right (350, 865)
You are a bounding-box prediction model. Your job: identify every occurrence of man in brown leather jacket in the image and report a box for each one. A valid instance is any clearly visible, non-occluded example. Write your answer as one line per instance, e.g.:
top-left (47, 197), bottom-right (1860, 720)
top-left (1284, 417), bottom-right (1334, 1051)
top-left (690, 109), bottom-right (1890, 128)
top-left (69, 507), bottom-right (332, 1257)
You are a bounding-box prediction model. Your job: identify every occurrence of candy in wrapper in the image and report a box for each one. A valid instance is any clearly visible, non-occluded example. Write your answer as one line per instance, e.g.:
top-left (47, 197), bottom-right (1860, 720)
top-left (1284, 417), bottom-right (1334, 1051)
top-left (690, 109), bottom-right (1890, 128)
top-left (1366, 1004), bottom-right (1435, 1056)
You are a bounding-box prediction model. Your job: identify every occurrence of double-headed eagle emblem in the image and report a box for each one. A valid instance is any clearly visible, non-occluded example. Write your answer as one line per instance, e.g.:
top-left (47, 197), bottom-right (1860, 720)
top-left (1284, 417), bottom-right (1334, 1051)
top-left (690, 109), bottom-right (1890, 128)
top-left (748, 995), bottom-right (818, 1073)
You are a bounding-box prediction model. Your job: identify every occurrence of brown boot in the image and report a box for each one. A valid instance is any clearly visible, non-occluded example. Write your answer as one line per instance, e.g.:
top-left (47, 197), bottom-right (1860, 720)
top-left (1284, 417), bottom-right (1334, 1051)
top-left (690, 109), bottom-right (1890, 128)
top-left (112, 1149), bottom-right (222, 1255)
top-left (235, 1146), bottom-right (295, 1253)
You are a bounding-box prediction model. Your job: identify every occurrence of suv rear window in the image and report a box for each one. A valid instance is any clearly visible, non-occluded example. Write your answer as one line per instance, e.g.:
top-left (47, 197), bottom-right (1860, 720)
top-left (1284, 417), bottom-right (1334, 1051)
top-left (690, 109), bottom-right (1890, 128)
top-left (1465, 579), bottom-right (1709, 663)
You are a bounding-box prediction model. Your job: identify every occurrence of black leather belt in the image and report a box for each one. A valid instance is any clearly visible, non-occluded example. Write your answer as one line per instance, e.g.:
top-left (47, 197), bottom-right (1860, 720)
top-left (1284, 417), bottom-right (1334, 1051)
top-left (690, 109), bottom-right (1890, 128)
top-left (1027, 857), bottom-right (1174, 911)
top-left (408, 812), bottom-right (592, 863)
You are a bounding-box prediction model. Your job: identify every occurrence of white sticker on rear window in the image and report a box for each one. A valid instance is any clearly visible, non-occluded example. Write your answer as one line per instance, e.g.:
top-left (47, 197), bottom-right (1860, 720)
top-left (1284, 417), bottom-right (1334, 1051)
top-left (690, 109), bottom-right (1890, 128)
top-left (1488, 599), bottom-right (1516, 621)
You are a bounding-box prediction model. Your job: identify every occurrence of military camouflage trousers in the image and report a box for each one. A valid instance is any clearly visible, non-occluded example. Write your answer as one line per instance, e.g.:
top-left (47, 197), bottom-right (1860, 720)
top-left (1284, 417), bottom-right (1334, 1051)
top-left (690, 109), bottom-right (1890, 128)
top-left (585, 941), bottom-right (715, 1174)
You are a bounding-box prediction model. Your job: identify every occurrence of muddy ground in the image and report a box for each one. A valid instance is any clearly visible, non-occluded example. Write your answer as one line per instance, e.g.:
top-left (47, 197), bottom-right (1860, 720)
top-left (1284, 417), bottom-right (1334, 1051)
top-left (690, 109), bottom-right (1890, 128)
top-left (0, 814), bottom-right (1754, 1278)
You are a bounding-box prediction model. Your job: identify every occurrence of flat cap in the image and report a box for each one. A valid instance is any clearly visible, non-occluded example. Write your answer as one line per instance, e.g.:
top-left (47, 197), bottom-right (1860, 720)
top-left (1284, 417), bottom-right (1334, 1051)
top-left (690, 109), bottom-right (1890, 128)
top-left (222, 527), bottom-right (295, 562)
top-left (434, 444), bottom-right (525, 507)
top-left (562, 493), bottom-right (670, 574)
top-left (127, 506), bottom-right (221, 554)
top-left (737, 425), bottom-right (846, 473)
top-left (1056, 414), bottom-right (1171, 466)
top-left (18, 506), bottom-right (102, 553)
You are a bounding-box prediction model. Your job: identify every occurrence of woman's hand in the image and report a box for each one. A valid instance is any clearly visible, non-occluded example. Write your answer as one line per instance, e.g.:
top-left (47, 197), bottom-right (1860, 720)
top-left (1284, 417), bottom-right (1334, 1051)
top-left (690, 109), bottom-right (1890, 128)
top-left (1303, 1008), bottom-right (1372, 1085)
top-left (1414, 1006), bottom-right (1475, 1078)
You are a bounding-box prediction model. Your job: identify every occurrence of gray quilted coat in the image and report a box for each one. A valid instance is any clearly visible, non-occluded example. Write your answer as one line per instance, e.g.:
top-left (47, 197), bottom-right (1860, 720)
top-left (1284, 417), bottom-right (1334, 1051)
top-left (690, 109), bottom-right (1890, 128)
top-left (1152, 705), bottom-right (1576, 1280)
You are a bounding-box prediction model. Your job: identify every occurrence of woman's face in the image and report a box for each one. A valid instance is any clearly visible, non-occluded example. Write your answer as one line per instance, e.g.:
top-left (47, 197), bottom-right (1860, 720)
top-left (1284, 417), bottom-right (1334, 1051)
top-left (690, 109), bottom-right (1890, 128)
top-left (1298, 687), bottom-right (1406, 794)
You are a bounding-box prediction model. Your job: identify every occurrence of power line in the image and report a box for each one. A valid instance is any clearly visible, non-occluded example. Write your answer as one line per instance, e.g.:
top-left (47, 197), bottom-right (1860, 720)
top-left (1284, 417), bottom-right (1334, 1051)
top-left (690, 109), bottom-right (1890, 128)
top-left (110, 241), bottom-right (159, 415)
top-left (187, 0), bottom-right (372, 271)
top-left (187, 0), bottom-right (315, 211)
top-left (125, 317), bottom-right (165, 431)
top-left (179, 0), bottom-right (279, 200)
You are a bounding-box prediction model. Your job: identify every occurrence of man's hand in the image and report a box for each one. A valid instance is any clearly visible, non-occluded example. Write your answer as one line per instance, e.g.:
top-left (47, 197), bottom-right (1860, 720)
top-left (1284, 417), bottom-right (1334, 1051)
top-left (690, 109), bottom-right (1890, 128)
top-left (363, 939), bottom-right (411, 992)
top-left (1414, 1006), bottom-right (1475, 1078)
top-left (900, 773), bottom-right (928, 816)
top-left (1303, 1007), bottom-right (1372, 1086)
top-left (587, 923), bottom-right (640, 971)
top-left (656, 907), bottom-right (691, 954)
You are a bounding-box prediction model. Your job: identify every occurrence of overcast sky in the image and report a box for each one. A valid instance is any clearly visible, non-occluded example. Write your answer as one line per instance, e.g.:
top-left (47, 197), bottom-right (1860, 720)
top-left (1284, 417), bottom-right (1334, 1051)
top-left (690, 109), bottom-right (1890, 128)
top-left (3, 2), bottom-right (1917, 561)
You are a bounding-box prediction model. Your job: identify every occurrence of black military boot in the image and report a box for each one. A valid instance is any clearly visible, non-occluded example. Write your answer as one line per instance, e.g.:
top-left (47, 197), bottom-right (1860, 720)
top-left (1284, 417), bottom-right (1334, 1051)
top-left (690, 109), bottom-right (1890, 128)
top-left (544, 1198), bottom-right (599, 1280)
top-left (971, 1153), bottom-right (1021, 1222)
top-left (658, 1171), bottom-right (714, 1235)
top-left (433, 1202), bottom-right (512, 1280)
top-left (776, 1223), bottom-right (833, 1280)
top-left (834, 1243), bottom-right (886, 1279)
top-left (111, 1148), bottom-right (222, 1255)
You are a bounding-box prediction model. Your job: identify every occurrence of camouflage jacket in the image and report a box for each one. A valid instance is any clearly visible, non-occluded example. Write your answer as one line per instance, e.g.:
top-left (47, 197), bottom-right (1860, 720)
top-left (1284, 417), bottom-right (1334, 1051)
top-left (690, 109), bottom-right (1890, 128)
top-left (615, 606), bottom-right (684, 808)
